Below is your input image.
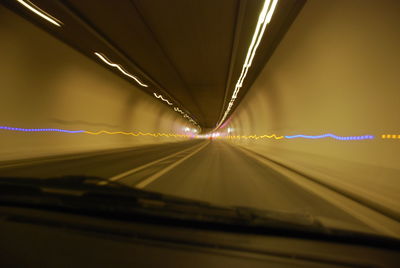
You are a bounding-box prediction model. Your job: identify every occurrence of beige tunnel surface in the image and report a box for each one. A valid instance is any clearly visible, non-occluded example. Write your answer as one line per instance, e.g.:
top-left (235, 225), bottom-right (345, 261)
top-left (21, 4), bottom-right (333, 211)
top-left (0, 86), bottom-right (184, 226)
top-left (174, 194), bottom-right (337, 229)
top-left (221, 0), bottom-right (400, 220)
top-left (1, 0), bottom-right (400, 238)
top-left (0, 5), bottom-right (193, 161)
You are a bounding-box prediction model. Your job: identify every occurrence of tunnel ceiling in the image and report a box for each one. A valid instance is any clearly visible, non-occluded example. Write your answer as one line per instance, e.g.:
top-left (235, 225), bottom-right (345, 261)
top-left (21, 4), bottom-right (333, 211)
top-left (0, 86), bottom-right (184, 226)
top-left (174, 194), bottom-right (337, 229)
top-left (3, 0), bottom-right (305, 129)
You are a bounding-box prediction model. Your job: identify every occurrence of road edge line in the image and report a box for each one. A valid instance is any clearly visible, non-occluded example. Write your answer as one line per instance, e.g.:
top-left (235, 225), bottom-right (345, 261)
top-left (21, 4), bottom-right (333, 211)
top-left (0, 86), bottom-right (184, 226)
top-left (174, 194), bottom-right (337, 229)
top-left (233, 144), bottom-right (400, 238)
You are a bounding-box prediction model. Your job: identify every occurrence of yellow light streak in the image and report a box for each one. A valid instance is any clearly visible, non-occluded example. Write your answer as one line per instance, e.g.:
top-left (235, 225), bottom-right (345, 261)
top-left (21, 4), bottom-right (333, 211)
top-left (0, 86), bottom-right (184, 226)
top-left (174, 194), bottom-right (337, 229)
top-left (217, 0), bottom-right (278, 128)
top-left (382, 134), bottom-right (400, 139)
top-left (84, 130), bottom-right (190, 138)
top-left (226, 134), bottom-right (284, 140)
top-left (16, 0), bottom-right (63, 27)
top-left (94, 52), bottom-right (148, 87)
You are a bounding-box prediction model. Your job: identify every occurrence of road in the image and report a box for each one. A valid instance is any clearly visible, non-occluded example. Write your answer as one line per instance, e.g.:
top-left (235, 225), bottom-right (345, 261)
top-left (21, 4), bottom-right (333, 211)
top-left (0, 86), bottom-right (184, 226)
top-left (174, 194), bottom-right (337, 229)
top-left (0, 139), bottom-right (374, 232)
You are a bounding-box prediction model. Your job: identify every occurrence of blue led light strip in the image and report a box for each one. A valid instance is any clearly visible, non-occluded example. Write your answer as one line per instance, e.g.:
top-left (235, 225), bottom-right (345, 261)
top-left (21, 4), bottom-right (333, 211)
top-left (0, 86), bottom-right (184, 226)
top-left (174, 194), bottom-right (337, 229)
top-left (284, 134), bottom-right (374, 140)
top-left (0, 126), bottom-right (85, 133)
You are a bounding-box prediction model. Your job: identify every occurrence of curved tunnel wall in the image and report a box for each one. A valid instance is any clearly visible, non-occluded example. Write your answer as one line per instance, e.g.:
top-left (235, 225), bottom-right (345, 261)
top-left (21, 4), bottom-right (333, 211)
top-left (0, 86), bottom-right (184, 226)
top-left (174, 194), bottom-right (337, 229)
top-left (223, 0), bottom-right (400, 212)
top-left (0, 6), bottom-right (192, 161)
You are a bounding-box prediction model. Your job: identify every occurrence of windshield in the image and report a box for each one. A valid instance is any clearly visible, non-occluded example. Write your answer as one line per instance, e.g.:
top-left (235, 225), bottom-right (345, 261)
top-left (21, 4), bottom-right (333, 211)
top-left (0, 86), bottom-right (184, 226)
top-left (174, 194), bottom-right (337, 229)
top-left (0, 0), bottom-right (399, 240)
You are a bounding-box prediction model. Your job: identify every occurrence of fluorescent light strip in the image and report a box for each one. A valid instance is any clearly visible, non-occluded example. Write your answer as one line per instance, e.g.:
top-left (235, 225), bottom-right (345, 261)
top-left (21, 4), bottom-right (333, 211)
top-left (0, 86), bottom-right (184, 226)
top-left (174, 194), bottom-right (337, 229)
top-left (153, 93), bottom-right (173, 105)
top-left (94, 52), bottom-right (148, 87)
top-left (174, 107), bottom-right (184, 114)
top-left (16, 0), bottom-right (63, 27)
top-left (151, 94), bottom-right (199, 125)
top-left (173, 107), bottom-right (198, 126)
top-left (94, 53), bottom-right (198, 126)
top-left (217, 0), bottom-right (278, 127)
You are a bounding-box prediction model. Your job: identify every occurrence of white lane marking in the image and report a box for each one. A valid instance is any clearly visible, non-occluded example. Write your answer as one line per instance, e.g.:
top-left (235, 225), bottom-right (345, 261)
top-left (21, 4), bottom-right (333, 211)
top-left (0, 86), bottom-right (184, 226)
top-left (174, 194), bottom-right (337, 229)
top-left (234, 145), bottom-right (400, 238)
top-left (135, 141), bottom-right (209, 189)
top-left (106, 141), bottom-right (208, 183)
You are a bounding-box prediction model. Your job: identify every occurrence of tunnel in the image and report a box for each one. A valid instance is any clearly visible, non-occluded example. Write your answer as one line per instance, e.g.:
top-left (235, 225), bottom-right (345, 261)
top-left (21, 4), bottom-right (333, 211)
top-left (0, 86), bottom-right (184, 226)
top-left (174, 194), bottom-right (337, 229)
top-left (1, 0), bottom-right (400, 245)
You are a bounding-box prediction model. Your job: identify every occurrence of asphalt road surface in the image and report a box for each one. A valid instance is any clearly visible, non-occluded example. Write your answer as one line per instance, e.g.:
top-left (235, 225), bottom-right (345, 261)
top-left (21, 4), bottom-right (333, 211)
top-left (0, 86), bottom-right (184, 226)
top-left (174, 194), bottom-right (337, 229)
top-left (0, 139), bottom-right (374, 232)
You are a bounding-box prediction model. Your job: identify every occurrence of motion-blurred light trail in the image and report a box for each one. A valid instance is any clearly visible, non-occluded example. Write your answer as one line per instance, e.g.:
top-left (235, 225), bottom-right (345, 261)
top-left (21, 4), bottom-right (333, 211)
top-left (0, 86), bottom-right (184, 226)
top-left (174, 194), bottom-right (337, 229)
top-left (228, 134), bottom-right (284, 140)
top-left (382, 134), bottom-right (400, 139)
top-left (172, 107), bottom-right (199, 127)
top-left (284, 134), bottom-right (374, 140)
top-left (0, 126), bottom-right (84, 133)
top-left (94, 52), bottom-right (148, 87)
top-left (0, 126), bottom-right (383, 141)
top-left (0, 126), bottom-right (191, 138)
top-left (174, 107), bottom-right (184, 114)
top-left (225, 133), bottom-right (376, 141)
top-left (217, 0), bottom-right (278, 128)
top-left (16, 0), bottom-right (63, 27)
top-left (151, 94), bottom-right (198, 127)
top-left (153, 93), bottom-right (173, 105)
top-left (84, 130), bottom-right (190, 138)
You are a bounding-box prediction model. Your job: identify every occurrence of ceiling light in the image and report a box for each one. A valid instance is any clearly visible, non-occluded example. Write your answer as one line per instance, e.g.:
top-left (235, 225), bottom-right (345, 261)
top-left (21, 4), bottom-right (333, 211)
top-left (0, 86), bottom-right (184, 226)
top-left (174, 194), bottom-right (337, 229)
top-left (16, 0), bottom-right (63, 27)
top-left (174, 107), bottom-right (184, 114)
top-left (153, 93), bottom-right (173, 105)
top-left (93, 54), bottom-right (200, 125)
top-left (216, 0), bottom-right (278, 128)
top-left (94, 52), bottom-right (148, 87)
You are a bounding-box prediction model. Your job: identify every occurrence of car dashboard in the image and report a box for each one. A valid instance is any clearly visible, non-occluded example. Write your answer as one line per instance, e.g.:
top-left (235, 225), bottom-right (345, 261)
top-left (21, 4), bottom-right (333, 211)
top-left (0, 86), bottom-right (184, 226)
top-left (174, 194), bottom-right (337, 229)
top-left (0, 205), bottom-right (398, 267)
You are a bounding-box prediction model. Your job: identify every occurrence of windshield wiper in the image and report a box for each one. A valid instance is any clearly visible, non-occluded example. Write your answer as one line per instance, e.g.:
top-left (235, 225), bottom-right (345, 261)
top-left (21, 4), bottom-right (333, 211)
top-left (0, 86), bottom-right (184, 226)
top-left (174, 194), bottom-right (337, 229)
top-left (0, 175), bottom-right (132, 190)
top-left (0, 176), bottom-right (319, 226)
top-left (0, 175), bottom-right (399, 249)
